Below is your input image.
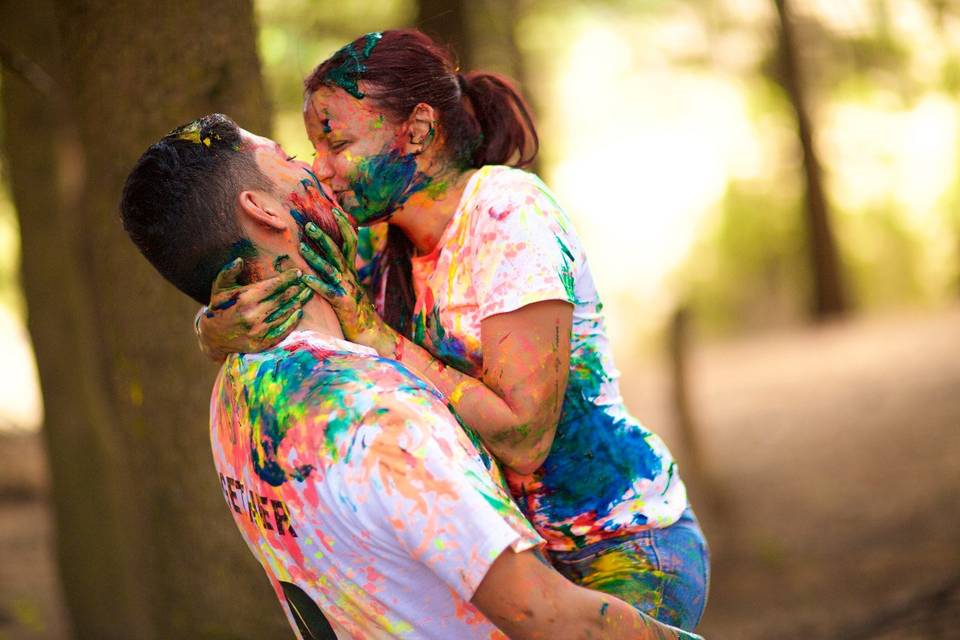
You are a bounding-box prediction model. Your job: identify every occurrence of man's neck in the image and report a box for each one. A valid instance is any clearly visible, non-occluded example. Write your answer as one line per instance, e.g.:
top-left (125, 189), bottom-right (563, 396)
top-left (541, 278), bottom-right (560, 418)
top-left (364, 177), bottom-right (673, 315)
top-left (297, 295), bottom-right (345, 340)
top-left (248, 255), bottom-right (344, 341)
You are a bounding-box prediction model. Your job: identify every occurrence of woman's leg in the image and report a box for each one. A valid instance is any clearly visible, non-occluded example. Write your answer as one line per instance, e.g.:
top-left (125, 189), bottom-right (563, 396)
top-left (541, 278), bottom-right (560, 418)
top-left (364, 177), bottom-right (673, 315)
top-left (549, 507), bottom-right (710, 631)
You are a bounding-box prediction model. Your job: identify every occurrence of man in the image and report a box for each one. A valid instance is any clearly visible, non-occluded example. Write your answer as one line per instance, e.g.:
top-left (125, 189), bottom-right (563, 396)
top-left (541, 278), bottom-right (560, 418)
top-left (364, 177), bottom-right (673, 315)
top-left (119, 113), bottom-right (702, 640)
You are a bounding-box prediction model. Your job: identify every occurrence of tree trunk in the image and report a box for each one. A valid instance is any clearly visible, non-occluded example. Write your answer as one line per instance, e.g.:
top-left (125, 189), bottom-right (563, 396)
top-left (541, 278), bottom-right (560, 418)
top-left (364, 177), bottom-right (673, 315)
top-left (774, 0), bottom-right (848, 319)
top-left (415, 0), bottom-right (473, 70)
top-left (1, 1), bottom-right (288, 637)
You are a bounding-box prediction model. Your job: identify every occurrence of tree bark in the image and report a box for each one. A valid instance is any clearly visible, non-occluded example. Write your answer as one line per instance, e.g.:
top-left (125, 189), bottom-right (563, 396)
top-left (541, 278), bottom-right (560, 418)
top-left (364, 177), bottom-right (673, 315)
top-left (774, 0), bottom-right (848, 319)
top-left (1, 0), bottom-right (288, 637)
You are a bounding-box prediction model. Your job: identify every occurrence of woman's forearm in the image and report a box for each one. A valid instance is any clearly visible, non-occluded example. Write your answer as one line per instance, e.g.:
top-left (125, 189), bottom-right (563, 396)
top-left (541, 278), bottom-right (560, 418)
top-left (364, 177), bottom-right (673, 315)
top-left (380, 333), bottom-right (556, 473)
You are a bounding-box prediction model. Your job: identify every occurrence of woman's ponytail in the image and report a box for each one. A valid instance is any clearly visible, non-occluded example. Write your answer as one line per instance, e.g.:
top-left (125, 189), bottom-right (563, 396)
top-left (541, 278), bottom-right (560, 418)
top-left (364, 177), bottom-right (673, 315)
top-left (460, 71), bottom-right (539, 168)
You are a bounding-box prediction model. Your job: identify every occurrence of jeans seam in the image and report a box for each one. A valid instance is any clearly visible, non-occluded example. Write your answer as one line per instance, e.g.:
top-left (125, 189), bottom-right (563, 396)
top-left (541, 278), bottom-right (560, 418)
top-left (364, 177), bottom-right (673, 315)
top-left (647, 531), bottom-right (666, 621)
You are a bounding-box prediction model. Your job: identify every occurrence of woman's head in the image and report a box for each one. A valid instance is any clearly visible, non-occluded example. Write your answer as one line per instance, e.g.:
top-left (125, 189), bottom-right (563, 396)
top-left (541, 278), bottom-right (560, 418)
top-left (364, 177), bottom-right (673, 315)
top-left (302, 29), bottom-right (539, 225)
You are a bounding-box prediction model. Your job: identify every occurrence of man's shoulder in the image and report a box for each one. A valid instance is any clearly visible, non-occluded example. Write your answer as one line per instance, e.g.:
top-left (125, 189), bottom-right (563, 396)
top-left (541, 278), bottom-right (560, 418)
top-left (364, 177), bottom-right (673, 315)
top-left (220, 331), bottom-right (447, 410)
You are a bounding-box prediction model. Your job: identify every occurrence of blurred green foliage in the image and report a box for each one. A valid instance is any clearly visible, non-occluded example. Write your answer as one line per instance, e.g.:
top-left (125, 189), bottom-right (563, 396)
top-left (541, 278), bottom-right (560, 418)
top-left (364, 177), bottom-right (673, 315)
top-left (255, 0), bottom-right (413, 158)
top-left (672, 0), bottom-right (960, 335)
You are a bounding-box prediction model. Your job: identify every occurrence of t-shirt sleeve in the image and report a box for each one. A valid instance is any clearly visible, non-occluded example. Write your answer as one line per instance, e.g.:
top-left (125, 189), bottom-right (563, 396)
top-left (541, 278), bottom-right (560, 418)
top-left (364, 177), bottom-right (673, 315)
top-left (357, 398), bottom-right (543, 601)
top-left (469, 175), bottom-right (579, 319)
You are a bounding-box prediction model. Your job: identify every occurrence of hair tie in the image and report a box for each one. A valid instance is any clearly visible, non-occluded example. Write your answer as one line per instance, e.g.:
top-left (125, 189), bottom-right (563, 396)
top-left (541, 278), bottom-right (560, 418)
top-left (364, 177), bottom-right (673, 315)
top-left (456, 73), bottom-right (468, 94)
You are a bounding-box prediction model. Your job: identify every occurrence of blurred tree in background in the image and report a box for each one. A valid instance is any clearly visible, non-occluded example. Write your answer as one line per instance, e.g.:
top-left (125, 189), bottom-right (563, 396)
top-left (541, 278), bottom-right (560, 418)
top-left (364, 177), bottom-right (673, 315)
top-left (670, 0), bottom-right (958, 337)
top-left (0, 0), bottom-right (288, 637)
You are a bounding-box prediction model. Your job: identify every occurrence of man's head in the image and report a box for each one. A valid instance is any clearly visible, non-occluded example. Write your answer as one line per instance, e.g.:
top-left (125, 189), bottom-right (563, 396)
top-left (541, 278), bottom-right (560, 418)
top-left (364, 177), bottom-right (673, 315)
top-left (120, 113), bottom-right (342, 304)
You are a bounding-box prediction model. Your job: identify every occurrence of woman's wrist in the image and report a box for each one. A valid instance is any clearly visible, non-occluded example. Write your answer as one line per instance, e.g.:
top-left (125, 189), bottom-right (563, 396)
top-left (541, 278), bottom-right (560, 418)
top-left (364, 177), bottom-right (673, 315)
top-left (370, 326), bottom-right (402, 359)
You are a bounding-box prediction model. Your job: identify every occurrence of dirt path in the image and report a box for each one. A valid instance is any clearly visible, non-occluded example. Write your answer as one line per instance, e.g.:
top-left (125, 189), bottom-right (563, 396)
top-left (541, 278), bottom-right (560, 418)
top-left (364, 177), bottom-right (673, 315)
top-left (1, 307), bottom-right (958, 639)
top-left (0, 434), bottom-right (70, 640)
top-left (620, 307), bottom-right (960, 638)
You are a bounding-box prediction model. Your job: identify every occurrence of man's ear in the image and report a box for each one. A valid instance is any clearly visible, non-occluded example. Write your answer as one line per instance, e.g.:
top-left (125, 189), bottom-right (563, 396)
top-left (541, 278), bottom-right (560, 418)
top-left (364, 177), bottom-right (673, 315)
top-left (403, 103), bottom-right (437, 155)
top-left (237, 190), bottom-right (286, 231)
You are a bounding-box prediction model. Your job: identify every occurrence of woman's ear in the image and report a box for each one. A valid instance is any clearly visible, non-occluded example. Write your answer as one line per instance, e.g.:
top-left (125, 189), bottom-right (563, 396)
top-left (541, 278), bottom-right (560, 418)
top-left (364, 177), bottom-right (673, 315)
top-left (403, 103), bottom-right (437, 155)
top-left (237, 190), bottom-right (287, 231)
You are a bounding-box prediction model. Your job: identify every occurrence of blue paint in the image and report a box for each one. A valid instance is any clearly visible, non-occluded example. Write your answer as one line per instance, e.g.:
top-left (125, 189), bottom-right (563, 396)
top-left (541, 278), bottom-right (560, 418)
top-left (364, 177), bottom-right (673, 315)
top-left (412, 303), bottom-right (477, 375)
top-left (211, 293), bottom-right (239, 312)
top-left (347, 149), bottom-right (432, 224)
top-left (242, 347), bottom-right (366, 486)
top-left (536, 345), bottom-right (664, 524)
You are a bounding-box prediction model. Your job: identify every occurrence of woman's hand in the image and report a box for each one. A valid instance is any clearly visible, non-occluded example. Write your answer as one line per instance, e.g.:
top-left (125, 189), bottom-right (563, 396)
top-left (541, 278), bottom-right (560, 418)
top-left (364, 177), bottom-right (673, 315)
top-left (197, 258), bottom-right (313, 362)
top-left (299, 211), bottom-right (397, 353)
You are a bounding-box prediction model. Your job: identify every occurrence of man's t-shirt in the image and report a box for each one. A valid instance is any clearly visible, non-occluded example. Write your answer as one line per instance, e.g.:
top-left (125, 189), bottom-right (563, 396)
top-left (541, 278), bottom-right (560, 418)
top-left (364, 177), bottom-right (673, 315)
top-left (209, 330), bottom-right (542, 639)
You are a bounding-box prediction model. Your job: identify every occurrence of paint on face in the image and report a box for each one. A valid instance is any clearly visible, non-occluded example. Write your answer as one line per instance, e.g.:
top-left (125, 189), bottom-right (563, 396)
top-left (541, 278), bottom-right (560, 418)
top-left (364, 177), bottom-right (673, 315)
top-left (287, 168), bottom-right (337, 229)
top-left (346, 149), bottom-right (432, 224)
top-left (323, 32), bottom-right (383, 100)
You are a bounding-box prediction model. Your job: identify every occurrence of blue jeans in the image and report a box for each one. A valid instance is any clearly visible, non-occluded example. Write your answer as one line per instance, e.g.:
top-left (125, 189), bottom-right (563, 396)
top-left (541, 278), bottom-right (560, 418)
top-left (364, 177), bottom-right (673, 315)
top-left (548, 506), bottom-right (710, 631)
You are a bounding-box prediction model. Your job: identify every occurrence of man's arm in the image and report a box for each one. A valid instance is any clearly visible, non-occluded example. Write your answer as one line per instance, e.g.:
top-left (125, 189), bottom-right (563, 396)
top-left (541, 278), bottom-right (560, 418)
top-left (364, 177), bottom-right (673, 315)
top-left (472, 548), bottom-right (703, 640)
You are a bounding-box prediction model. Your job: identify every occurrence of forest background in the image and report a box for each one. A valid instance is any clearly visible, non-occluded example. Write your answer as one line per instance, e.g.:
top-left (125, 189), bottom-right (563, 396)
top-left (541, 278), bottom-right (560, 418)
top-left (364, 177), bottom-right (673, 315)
top-left (0, 0), bottom-right (958, 638)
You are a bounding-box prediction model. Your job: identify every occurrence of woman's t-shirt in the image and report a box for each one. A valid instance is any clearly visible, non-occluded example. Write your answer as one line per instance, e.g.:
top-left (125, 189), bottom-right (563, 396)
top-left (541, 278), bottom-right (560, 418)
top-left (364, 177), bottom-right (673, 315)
top-left (403, 165), bottom-right (688, 551)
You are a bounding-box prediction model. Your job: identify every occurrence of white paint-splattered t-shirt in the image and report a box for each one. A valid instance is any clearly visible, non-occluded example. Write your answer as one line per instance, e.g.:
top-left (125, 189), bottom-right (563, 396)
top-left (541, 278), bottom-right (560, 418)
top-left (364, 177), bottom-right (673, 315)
top-left (407, 166), bottom-right (688, 551)
top-left (210, 330), bottom-right (542, 639)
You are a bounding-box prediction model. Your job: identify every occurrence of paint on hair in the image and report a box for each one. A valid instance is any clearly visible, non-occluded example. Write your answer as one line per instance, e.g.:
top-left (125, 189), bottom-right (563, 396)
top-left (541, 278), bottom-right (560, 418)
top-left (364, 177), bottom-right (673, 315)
top-left (323, 32), bottom-right (383, 100)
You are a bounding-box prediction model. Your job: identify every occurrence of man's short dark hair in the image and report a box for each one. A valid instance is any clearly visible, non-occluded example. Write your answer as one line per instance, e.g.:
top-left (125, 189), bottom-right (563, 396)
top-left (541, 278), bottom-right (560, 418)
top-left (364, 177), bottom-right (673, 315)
top-left (120, 114), bottom-right (272, 304)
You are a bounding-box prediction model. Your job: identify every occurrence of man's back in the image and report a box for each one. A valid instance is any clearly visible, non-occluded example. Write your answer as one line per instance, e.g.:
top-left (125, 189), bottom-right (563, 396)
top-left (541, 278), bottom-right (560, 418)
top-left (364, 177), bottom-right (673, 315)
top-left (209, 330), bottom-right (542, 639)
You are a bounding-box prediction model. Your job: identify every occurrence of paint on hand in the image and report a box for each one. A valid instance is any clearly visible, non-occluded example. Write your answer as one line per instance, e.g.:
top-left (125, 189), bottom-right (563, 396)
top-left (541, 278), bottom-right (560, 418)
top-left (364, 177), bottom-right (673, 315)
top-left (211, 292), bottom-right (240, 312)
top-left (323, 32), bottom-right (383, 100)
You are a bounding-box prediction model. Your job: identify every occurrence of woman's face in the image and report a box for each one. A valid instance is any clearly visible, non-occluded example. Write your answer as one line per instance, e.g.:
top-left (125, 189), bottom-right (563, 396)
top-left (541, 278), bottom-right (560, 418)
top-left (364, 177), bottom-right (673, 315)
top-left (304, 87), bottom-right (430, 226)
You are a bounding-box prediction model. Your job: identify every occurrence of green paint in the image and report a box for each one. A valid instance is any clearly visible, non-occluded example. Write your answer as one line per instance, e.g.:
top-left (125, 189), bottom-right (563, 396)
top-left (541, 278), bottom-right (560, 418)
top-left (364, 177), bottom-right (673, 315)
top-left (557, 235), bottom-right (577, 303)
top-left (273, 254), bottom-right (291, 273)
top-left (323, 32), bottom-right (383, 100)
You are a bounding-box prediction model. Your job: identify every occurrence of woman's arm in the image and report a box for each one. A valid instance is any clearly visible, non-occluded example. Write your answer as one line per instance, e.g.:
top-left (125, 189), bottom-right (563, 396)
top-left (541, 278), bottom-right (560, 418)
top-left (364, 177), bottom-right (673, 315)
top-left (301, 218), bottom-right (571, 474)
top-left (388, 302), bottom-right (570, 474)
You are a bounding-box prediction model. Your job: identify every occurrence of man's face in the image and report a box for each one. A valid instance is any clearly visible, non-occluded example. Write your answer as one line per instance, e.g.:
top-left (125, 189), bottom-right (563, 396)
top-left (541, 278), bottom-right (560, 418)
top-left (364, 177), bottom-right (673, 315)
top-left (240, 129), bottom-right (342, 254)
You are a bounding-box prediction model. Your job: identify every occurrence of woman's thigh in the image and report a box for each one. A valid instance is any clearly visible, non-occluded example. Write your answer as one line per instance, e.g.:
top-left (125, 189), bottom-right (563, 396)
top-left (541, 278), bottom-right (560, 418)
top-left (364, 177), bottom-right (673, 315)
top-left (548, 508), bottom-right (710, 631)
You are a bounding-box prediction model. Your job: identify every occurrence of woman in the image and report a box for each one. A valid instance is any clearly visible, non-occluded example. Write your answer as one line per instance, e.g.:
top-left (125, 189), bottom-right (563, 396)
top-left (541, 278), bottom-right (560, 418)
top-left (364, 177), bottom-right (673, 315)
top-left (200, 29), bottom-right (709, 631)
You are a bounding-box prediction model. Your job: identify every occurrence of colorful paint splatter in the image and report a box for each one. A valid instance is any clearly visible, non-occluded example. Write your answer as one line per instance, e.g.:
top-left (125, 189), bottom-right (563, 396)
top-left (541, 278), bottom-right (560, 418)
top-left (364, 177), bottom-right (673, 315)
top-left (345, 148), bottom-right (433, 225)
top-left (397, 166), bottom-right (688, 551)
top-left (322, 32), bottom-right (383, 100)
top-left (210, 330), bottom-right (542, 638)
top-left (550, 507), bottom-right (710, 630)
